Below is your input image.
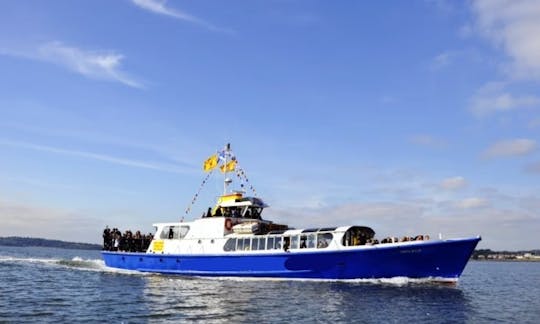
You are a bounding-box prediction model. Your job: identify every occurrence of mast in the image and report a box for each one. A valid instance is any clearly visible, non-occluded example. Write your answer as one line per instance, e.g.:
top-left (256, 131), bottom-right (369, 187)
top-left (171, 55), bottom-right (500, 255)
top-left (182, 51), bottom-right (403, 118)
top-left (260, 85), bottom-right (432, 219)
top-left (223, 143), bottom-right (232, 195)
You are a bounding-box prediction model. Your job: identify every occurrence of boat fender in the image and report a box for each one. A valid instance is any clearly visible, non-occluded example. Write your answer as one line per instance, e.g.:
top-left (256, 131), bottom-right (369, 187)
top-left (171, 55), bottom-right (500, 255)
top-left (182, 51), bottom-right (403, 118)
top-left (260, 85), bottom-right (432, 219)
top-left (225, 218), bottom-right (233, 231)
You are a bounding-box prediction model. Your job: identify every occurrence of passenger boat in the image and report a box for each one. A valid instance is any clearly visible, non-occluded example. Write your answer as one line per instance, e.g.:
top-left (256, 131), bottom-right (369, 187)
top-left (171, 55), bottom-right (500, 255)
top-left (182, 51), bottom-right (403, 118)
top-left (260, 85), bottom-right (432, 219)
top-left (102, 144), bottom-right (481, 282)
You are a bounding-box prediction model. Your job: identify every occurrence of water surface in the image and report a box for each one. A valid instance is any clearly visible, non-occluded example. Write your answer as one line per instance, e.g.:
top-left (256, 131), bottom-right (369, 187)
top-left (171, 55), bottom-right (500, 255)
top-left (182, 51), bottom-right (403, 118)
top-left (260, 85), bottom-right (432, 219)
top-left (1, 246), bottom-right (538, 323)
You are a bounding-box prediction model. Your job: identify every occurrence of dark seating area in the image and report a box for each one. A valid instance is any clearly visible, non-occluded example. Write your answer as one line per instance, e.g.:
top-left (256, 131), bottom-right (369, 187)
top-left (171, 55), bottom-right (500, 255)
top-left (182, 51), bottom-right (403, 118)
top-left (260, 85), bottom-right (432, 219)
top-left (102, 227), bottom-right (153, 252)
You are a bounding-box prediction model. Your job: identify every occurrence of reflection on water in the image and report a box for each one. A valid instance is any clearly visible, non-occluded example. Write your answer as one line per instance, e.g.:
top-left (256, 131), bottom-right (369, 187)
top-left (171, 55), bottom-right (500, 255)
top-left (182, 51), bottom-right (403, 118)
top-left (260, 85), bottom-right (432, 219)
top-left (139, 275), bottom-right (470, 323)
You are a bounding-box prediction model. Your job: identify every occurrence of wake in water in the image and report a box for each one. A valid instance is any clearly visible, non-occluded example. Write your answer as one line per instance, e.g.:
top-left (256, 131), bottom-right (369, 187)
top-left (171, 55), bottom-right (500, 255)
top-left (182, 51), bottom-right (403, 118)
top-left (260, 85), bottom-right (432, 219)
top-left (55, 256), bottom-right (106, 270)
top-left (0, 255), bottom-right (456, 286)
top-left (0, 255), bottom-right (145, 276)
top-left (198, 274), bottom-right (457, 286)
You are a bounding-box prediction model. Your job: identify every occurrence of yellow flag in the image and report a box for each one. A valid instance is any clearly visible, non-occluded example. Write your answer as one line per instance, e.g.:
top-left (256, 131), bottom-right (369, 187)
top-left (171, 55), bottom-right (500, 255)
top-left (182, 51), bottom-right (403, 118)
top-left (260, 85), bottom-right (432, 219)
top-left (203, 154), bottom-right (218, 172)
top-left (220, 160), bottom-right (236, 173)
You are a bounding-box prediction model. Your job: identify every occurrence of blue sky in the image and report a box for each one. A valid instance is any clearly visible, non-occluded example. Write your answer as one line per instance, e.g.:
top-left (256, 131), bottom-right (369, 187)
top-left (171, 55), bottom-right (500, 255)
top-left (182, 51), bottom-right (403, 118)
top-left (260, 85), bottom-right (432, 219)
top-left (1, 0), bottom-right (539, 250)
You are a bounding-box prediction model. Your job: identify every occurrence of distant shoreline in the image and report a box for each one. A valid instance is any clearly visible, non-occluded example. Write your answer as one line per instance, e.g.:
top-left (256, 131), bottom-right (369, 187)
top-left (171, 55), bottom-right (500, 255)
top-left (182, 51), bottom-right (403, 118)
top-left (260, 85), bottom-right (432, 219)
top-left (472, 249), bottom-right (540, 262)
top-left (0, 237), bottom-right (101, 250)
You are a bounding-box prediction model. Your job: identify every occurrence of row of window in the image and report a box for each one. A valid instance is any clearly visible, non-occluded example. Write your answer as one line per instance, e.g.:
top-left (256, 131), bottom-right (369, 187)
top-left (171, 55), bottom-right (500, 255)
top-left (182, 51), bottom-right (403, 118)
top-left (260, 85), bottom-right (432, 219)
top-left (223, 233), bottom-right (334, 252)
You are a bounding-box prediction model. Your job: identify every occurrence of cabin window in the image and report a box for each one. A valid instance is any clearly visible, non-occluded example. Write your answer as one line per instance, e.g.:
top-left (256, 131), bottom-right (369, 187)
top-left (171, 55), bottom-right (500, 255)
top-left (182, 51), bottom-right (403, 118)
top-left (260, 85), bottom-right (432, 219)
top-left (252, 237), bottom-right (266, 251)
top-left (251, 238), bottom-right (259, 250)
top-left (307, 234), bottom-right (316, 248)
top-left (341, 226), bottom-right (375, 246)
top-left (267, 237), bottom-right (275, 250)
top-left (242, 238), bottom-right (251, 251)
top-left (224, 238), bottom-right (236, 252)
top-left (317, 233), bottom-right (333, 248)
top-left (179, 226), bottom-right (189, 238)
top-left (299, 235), bottom-right (307, 249)
top-left (159, 226), bottom-right (190, 240)
top-left (237, 238), bottom-right (244, 251)
top-left (258, 237), bottom-right (266, 250)
top-left (290, 236), bottom-right (299, 249)
top-left (275, 237), bottom-right (282, 249)
top-left (267, 236), bottom-right (282, 250)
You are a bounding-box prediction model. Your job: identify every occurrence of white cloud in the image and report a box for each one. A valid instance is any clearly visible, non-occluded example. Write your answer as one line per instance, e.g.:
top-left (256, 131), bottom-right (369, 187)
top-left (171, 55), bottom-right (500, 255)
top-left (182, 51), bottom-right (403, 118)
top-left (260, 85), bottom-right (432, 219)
top-left (472, 0), bottom-right (540, 80)
top-left (431, 52), bottom-right (453, 69)
top-left (0, 139), bottom-right (195, 174)
top-left (0, 42), bottom-right (142, 88)
top-left (429, 50), bottom-right (471, 70)
top-left (131, 0), bottom-right (230, 33)
top-left (472, 93), bottom-right (539, 115)
top-left (470, 88), bottom-right (540, 116)
top-left (440, 176), bottom-right (467, 190)
top-left (454, 197), bottom-right (488, 209)
top-left (482, 138), bottom-right (536, 158)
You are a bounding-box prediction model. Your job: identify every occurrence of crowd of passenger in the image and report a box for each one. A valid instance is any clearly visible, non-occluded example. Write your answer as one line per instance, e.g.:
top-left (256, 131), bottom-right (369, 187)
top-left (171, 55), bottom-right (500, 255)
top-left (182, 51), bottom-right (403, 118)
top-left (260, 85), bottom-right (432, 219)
top-left (102, 226), bottom-right (154, 252)
top-left (366, 235), bottom-right (430, 245)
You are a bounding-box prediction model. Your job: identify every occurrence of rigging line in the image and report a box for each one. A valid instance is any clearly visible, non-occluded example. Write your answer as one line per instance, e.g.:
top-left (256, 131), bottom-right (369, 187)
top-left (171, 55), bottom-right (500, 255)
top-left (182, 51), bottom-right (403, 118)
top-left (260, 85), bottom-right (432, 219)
top-left (183, 168), bottom-right (215, 220)
top-left (235, 163), bottom-right (258, 197)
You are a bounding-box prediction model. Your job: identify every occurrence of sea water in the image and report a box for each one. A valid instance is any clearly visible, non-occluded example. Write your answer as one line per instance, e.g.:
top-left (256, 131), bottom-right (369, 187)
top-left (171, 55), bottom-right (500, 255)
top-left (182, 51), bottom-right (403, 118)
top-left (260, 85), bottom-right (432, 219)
top-left (0, 246), bottom-right (539, 323)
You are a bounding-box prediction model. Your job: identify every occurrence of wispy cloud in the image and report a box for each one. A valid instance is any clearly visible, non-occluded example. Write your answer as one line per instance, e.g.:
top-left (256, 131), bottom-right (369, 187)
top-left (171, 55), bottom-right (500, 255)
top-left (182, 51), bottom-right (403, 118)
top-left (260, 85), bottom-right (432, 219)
top-left (440, 176), bottom-right (467, 190)
top-left (482, 138), bottom-right (537, 158)
top-left (131, 0), bottom-right (231, 33)
top-left (0, 139), bottom-right (195, 174)
top-left (468, 1), bottom-right (540, 120)
top-left (454, 197), bottom-right (489, 209)
top-left (0, 42), bottom-right (142, 88)
top-left (430, 51), bottom-right (454, 70)
top-left (429, 50), bottom-right (469, 70)
top-left (471, 0), bottom-right (540, 80)
top-left (469, 82), bottom-right (540, 116)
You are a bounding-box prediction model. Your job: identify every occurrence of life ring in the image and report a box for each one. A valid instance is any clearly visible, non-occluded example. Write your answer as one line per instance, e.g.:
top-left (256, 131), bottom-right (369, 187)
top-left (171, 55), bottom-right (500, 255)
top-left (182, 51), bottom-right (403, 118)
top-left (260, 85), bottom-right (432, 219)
top-left (224, 218), bottom-right (233, 231)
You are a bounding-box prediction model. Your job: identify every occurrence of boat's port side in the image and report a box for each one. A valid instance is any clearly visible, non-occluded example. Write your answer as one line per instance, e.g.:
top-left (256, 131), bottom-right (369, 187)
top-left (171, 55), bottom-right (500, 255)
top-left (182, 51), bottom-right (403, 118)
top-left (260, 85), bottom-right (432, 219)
top-left (101, 236), bottom-right (481, 279)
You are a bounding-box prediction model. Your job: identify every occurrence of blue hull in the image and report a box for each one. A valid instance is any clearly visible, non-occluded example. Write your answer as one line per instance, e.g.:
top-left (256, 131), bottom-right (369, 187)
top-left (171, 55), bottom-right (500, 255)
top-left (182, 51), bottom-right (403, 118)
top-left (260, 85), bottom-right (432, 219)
top-left (102, 237), bottom-right (480, 280)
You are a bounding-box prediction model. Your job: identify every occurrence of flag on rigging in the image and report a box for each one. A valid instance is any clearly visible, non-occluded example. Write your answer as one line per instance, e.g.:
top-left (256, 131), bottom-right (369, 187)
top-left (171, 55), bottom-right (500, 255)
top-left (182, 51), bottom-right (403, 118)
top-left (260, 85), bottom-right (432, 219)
top-left (220, 160), bottom-right (237, 173)
top-left (203, 154), bottom-right (218, 172)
